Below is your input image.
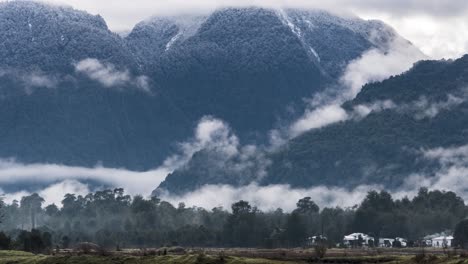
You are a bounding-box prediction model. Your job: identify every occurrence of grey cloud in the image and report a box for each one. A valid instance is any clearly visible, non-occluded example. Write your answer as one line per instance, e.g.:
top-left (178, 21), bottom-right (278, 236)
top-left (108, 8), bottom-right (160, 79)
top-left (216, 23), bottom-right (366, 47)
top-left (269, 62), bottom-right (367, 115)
top-left (0, 158), bottom-right (169, 196)
top-left (0, 116), bottom-right (252, 206)
top-left (0, 68), bottom-right (59, 94)
top-left (289, 104), bottom-right (349, 137)
top-left (352, 100), bottom-right (396, 118)
top-left (74, 58), bottom-right (150, 92)
top-left (161, 183), bottom-right (378, 212)
top-left (411, 95), bottom-right (465, 119)
top-left (284, 35), bottom-right (424, 138)
top-left (22, 72), bottom-right (58, 89)
top-left (36, 0), bottom-right (468, 29)
top-left (14, 0), bottom-right (465, 59)
top-left (400, 144), bottom-right (468, 202)
top-left (2, 180), bottom-right (90, 207)
top-left (161, 143), bottom-right (468, 212)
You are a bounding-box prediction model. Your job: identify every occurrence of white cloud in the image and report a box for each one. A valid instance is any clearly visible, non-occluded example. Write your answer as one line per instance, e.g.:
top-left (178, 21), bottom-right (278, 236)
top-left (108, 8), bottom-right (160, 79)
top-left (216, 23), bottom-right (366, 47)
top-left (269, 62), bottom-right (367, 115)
top-left (2, 180), bottom-right (90, 206)
top-left (162, 183), bottom-right (378, 211)
top-left (352, 100), bottom-right (396, 118)
top-left (289, 104), bottom-right (348, 137)
top-left (361, 13), bottom-right (468, 60)
top-left (340, 37), bottom-right (426, 99)
top-left (411, 95), bottom-right (465, 119)
top-left (12, 0), bottom-right (466, 59)
top-left (5, 142), bottom-right (468, 211)
top-left (75, 58), bottom-right (130, 87)
top-left (286, 35), bottom-right (425, 137)
top-left (163, 116), bottom-right (240, 169)
top-left (160, 143), bottom-right (468, 212)
top-left (74, 58), bottom-right (150, 91)
top-left (400, 144), bottom-right (468, 202)
top-left (0, 116), bottom-right (241, 206)
top-left (22, 72), bottom-right (58, 89)
top-left (0, 159), bottom-right (169, 198)
top-left (0, 68), bottom-right (58, 94)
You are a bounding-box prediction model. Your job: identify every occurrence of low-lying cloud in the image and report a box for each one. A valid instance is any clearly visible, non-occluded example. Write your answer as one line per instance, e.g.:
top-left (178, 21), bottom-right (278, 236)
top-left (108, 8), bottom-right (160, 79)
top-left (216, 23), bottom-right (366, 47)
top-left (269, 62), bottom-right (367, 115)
top-left (286, 36), bottom-right (426, 138)
top-left (162, 184), bottom-right (378, 211)
top-left (159, 143), bottom-right (468, 212)
top-left (0, 159), bottom-right (169, 196)
top-left (22, 72), bottom-right (58, 90)
top-left (2, 180), bottom-right (90, 207)
top-left (162, 116), bottom-right (240, 170)
top-left (411, 94), bottom-right (465, 119)
top-left (74, 58), bottom-right (150, 91)
top-left (401, 144), bottom-right (468, 202)
top-left (340, 37), bottom-right (427, 99)
top-left (0, 68), bottom-right (59, 94)
top-left (0, 116), bottom-right (248, 207)
top-left (289, 104), bottom-right (348, 137)
top-left (4, 141), bottom-right (468, 212)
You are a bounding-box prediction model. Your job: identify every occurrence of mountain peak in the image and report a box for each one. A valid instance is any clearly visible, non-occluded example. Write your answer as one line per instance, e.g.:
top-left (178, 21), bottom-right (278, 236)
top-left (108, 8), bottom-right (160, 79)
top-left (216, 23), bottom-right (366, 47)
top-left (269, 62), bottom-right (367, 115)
top-left (0, 0), bottom-right (134, 72)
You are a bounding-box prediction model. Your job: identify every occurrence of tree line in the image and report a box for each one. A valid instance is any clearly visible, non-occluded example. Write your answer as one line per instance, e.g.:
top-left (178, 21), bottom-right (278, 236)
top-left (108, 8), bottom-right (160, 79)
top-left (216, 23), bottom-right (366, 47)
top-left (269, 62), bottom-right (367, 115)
top-left (0, 187), bottom-right (467, 252)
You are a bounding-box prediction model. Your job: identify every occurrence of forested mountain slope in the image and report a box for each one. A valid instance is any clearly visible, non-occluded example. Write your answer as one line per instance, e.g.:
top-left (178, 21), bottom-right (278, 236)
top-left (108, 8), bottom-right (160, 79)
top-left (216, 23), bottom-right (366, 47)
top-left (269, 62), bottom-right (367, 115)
top-left (0, 2), bottom-right (419, 171)
top-left (158, 56), bottom-right (468, 194)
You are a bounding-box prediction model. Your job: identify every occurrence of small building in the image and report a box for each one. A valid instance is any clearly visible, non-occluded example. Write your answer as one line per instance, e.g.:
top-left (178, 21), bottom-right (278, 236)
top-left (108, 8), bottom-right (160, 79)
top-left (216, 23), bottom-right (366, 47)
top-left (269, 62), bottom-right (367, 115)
top-left (343, 233), bottom-right (375, 247)
top-left (379, 238), bottom-right (395, 248)
top-left (378, 237), bottom-right (407, 248)
top-left (306, 235), bottom-right (327, 247)
top-left (432, 236), bottom-right (454, 248)
top-left (394, 237), bottom-right (408, 247)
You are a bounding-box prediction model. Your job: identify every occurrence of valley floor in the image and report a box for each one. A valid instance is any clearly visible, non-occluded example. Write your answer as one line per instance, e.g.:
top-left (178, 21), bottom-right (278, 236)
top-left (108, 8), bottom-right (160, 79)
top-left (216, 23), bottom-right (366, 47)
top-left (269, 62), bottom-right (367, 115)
top-left (1, 249), bottom-right (468, 264)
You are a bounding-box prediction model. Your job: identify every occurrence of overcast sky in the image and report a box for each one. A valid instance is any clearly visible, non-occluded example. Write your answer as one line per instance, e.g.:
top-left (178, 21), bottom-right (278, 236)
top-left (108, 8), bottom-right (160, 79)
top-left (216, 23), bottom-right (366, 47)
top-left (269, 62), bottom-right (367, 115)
top-left (10, 0), bottom-right (463, 60)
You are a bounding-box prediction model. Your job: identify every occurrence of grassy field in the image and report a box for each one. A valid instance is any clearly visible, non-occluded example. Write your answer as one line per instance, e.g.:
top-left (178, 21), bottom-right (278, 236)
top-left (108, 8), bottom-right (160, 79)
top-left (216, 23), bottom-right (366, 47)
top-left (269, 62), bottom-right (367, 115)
top-left (0, 250), bottom-right (302, 264)
top-left (2, 249), bottom-right (468, 264)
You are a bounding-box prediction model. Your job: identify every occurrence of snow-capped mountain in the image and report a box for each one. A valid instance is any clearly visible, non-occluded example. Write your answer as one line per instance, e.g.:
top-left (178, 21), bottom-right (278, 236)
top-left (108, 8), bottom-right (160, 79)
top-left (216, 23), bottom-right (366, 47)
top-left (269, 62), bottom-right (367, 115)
top-left (125, 7), bottom-right (419, 140)
top-left (0, 2), bottom-right (423, 174)
top-left (0, 1), bottom-right (135, 72)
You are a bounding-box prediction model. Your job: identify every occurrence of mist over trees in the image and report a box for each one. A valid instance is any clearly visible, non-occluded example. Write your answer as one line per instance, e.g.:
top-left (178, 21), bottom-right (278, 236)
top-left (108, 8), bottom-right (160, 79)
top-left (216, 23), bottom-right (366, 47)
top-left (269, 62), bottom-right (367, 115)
top-left (0, 188), bottom-right (466, 251)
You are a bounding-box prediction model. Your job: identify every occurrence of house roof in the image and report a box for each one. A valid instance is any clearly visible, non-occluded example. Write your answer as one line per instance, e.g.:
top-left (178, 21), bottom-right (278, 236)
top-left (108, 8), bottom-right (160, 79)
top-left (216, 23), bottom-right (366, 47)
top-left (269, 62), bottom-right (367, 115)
top-left (433, 236), bottom-right (454, 240)
top-left (344, 233), bottom-right (374, 240)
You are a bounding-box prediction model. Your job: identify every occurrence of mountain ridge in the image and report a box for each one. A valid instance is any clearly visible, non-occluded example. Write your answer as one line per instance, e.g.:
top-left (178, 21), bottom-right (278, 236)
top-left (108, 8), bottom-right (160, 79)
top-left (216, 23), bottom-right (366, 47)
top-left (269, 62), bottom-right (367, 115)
top-left (156, 55), bottom-right (468, 195)
top-left (0, 1), bottom-right (424, 176)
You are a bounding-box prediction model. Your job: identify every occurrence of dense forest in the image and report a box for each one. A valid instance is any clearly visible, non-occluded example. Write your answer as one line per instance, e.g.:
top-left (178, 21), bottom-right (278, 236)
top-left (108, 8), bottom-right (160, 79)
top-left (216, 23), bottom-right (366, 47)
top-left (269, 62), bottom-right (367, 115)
top-left (0, 188), bottom-right (466, 252)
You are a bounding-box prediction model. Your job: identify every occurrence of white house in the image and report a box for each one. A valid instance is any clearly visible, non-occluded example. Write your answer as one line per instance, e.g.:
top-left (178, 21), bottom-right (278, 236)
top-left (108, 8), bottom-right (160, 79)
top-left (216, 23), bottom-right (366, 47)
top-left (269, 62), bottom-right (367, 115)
top-left (395, 237), bottom-right (408, 247)
top-left (343, 233), bottom-right (375, 247)
top-left (306, 235), bottom-right (327, 247)
top-left (379, 238), bottom-right (395, 247)
top-left (432, 236), bottom-right (454, 248)
top-left (378, 237), bottom-right (407, 248)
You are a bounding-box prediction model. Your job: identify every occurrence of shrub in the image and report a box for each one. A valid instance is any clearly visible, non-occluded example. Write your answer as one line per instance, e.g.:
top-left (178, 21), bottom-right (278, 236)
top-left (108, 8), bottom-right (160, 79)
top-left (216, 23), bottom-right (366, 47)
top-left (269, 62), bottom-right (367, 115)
top-left (0, 232), bottom-right (11, 250)
top-left (314, 243), bottom-right (327, 259)
top-left (414, 253), bottom-right (426, 263)
top-left (196, 252), bottom-right (207, 264)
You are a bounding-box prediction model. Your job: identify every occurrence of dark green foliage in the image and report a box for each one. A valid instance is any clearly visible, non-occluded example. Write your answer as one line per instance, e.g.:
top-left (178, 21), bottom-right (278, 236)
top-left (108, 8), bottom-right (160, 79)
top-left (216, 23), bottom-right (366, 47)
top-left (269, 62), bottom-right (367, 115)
top-left (314, 242), bottom-right (327, 259)
top-left (0, 1), bottom-right (136, 72)
top-left (16, 229), bottom-right (50, 253)
top-left (350, 189), bottom-right (467, 240)
top-left (285, 212), bottom-right (306, 246)
top-left (0, 188), bottom-right (466, 249)
top-left (294, 197), bottom-right (320, 214)
top-left (0, 231), bottom-right (11, 250)
top-left (61, 236), bottom-right (70, 249)
top-left (454, 219), bottom-right (468, 249)
top-left (223, 201), bottom-right (269, 247)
